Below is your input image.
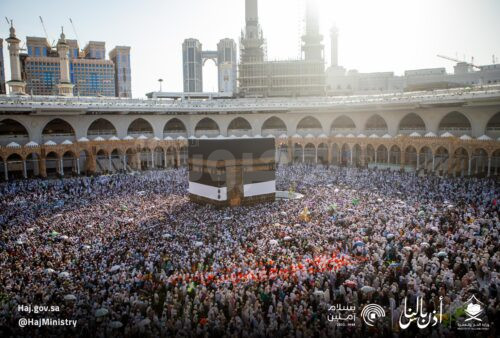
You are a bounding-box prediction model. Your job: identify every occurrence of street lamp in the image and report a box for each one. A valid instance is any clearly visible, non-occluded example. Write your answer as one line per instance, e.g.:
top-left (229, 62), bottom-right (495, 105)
top-left (158, 78), bottom-right (163, 92)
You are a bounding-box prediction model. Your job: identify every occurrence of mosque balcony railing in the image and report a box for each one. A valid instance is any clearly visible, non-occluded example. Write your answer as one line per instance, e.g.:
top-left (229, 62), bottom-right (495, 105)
top-left (0, 135), bottom-right (29, 147)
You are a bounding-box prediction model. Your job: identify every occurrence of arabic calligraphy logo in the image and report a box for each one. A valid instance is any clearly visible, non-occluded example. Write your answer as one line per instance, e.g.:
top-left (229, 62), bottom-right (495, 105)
top-left (464, 295), bottom-right (484, 322)
top-left (361, 304), bottom-right (385, 326)
top-left (328, 304), bottom-right (357, 327)
top-left (399, 296), bottom-right (443, 330)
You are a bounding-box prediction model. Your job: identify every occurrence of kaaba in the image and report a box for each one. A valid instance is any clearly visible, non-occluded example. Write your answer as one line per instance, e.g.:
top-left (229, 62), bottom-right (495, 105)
top-left (188, 138), bottom-right (276, 206)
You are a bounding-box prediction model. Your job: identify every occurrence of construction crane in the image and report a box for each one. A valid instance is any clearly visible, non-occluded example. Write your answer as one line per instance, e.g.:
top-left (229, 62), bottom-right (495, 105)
top-left (69, 18), bottom-right (79, 42)
top-left (437, 54), bottom-right (481, 70)
top-left (39, 16), bottom-right (53, 46)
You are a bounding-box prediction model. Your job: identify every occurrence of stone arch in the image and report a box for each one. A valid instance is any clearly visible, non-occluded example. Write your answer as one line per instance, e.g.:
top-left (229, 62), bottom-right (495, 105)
top-left (376, 144), bottom-right (388, 164)
top-left (87, 118), bottom-right (117, 138)
top-left (330, 115), bottom-right (356, 135)
top-left (195, 117), bottom-right (220, 137)
top-left (352, 144), bottom-right (362, 166)
top-left (45, 151), bottom-right (60, 177)
top-left (228, 117), bottom-right (252, 136)
top-left (140, 147), bottom-right (153, 170)
top-left (341, 143), bottom-right (351, 165)
top-left (278, 143), bottom-right (289, 164)
top-left (6, 153), bottom-right (24, 180)
top-left (365, 114), bottom-right (388, 135)
top-left (404, 146), bottom-right (417, 168)
top-left (438, 111), bottom-right (472, 136)
top-left (128, 118), bottom-right (154, 137)
top-left (154, 146), bottom-right (165, 168)
top-left (418, 146), bottom-right (433, 172)
top-left (163, 118), bottom-right (188, 138)
top-left (110, 149), bottom-right (124, 172)
top-left (471, 148), bottom-right (488, 176)
top-left (62, 150), bottom-right (78, 176)
top-left (0, 118), bottom-right (30, 146)
top-left (304, 143), bottom-right (316, 163)
top-left (293, 143), bottom-right (303, 163)
top-left (485, 112), bottom-right (500, 139)
top-left (261, 116), bottom-right (287, 136)
top-left (317, 143), bottom-right (328, 164)
top-left (389, 145), bottom-right (401, 165)
top-left (452, 147), bottom-right (469, 176)
top-left (25, 153), bottom-right (40, 178)
top-left (296, 116), bottom-right (323, 135)
top-left (491, 149), bottom-right (500, 176)
top-left (42, 118), bottom-right (76, 143)
top-left (434, 146), bottom-right (450, 173)
top-left (398, 113), bottom-right (426, 134)
top-left (96, 149), bottom-right (110, 173)
top-left (366, 144), bottom-right (376, 164)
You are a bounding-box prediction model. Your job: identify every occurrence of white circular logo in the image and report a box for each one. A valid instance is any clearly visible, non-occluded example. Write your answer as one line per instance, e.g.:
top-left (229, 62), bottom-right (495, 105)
top-left (361, 304), bottom-right (386, 326)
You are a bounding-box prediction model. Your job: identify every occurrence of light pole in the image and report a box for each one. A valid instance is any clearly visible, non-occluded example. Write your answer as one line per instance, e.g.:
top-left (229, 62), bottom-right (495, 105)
top-left (158, 78), bottom-right (163, 92)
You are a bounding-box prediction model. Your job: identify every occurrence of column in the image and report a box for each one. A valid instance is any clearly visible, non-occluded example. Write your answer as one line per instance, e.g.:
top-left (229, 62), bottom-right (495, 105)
top-left (39, 157), bottom-right (47, 178)
top-left (374, 150), bottom-right (378, 164)
top-left (59, 158), bottom-right (64, 176)
top-left (432, 155), bottom-right (435, 172)
top-left (176, 150), bottom-right (181, 167)
top-left (151, 151), bottom-right (155, 168)
top-left (416, 153), bottom-right (420, 171)
top-left (468, 157), bottom-right (472, 176)
top-left (350, 149), bottom-right (353, 166)
top-left (164, 151), bottom-right (168, 168)
top-left (3, 161), bottom-right (8, 181)
top-left (23, 160), bottom-right (27, 178)
top-left (327, 145), bottom-right (332, 164)
top-left (123, 155), bottom-right (127, 170)
top-left (315, 146), bottom-right (318, 164)
top-left (108, 155), bottom-right (112, 172)
top-left (487, 157), bottom-right (491, 177)
top-left (77, 157), bottom-right (80, 175)
top-left (302, 147), bottom-right (305, 163)
top-left (136, 152), bottom-right (141, 170)
top-left (400, 152), bottom-right (405, 169)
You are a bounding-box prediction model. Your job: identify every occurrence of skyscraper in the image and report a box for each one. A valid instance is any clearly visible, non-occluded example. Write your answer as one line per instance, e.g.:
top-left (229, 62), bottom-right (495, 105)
top-left (217, 39), bottom-right (237, 93)
top-left (109, 46), bottom-right (132, 97)
top-left (183, 39), bottom-right (203, 92)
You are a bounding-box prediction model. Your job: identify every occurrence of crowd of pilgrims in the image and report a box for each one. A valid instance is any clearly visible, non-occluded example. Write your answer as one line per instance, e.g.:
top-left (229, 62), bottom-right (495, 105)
top-left (0, 165), bottom-right (498, 337)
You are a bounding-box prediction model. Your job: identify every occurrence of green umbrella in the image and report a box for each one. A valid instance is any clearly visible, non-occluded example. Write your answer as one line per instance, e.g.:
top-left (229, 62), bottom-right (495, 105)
top-left (352, 199), bottom-right (360, 206)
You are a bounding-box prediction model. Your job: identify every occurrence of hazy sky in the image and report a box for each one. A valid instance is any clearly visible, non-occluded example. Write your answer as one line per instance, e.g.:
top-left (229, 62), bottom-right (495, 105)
top-left (1, 0), bottom-right (500, 97)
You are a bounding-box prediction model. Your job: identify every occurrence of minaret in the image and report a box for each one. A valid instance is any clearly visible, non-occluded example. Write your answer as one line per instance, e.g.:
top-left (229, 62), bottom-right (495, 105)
top-left (240, 0), bottom-right (264, 63)
top-left (56, 27), bottom-right (74, 96)
top-left (6, 21), bottom-right (26, 95)
top-left (330, 25), bottom-right (339, 67)
top-left (302, 0), bottom-right (324, 61)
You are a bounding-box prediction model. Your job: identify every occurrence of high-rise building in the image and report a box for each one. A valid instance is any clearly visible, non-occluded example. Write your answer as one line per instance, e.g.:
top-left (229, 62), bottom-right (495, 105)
top-left (0, 38), bottom-right (6, 94)
top-left (239, 0), bottom-right (325, 97)
top-left (217, 39), bottom-right (237, 93)
top-left (183, 39), bottom-right (203, 92)
top-left (109, 46), bottom-right (132, 97)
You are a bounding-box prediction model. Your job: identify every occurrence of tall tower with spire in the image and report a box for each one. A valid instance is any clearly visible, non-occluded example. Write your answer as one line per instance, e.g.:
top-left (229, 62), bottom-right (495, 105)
top-left (302, 0), bottom-right (324, 62)
top-left (240, 0), bottom-right (265, 63)
top-left (330, 25), bottom-right (339, 67)
top-left (6, 21), bottom-right (26, 95)
top-left (56, 28), bottom-right (75, 96)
